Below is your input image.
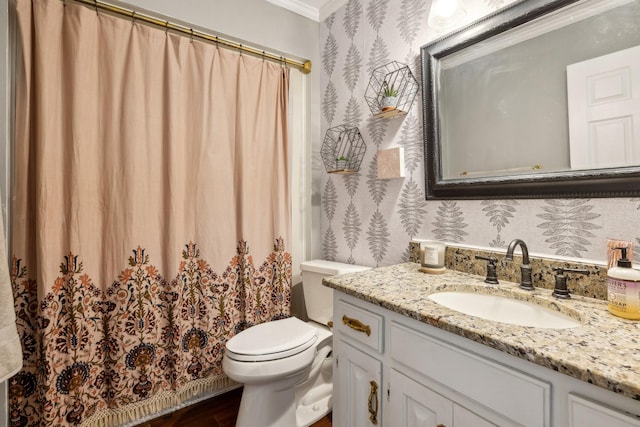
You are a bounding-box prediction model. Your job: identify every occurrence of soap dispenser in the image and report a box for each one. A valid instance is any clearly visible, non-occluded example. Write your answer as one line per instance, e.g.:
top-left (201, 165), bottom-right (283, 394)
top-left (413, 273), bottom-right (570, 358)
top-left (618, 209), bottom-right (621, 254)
top-left (607, 247), bottom-right (640, 320)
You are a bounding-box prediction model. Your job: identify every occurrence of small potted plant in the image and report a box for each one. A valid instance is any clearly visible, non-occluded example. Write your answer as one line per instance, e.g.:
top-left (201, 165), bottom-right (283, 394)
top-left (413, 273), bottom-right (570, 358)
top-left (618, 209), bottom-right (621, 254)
top-left (381, 83), bottom-right (398, 112)
top-left (335, 156), bottom-right (348, 170)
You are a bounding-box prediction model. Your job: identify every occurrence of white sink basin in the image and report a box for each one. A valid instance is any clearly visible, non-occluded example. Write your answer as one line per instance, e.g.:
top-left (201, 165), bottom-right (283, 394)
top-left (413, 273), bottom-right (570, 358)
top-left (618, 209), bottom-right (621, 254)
top-left (428, 292), bottom-right (581, 329)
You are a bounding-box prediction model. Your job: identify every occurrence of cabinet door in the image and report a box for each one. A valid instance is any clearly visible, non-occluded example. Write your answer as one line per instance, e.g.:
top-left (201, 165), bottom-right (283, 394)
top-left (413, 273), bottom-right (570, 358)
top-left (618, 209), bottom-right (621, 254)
top-left (334, 338), bottom-right (383, 426)
top-left (389, 369), bottom-right (453, 427)
top-left (391, 322), bottom-right (549, 426)
top-left (568, 394), bottom-right (640, 427)
top-left (453, 404), bottom-right (498, 427)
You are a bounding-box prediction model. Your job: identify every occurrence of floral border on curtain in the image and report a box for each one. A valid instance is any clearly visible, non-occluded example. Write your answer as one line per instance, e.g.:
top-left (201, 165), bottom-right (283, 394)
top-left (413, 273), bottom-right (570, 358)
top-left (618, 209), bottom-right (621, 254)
top-left (9, 239), bottom-right (291, 426)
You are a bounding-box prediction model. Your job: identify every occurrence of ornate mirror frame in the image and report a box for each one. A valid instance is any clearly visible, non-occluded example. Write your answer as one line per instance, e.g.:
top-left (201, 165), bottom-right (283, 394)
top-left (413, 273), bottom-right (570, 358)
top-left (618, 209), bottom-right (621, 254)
top-left (421, 0), bottom-right (640, 199)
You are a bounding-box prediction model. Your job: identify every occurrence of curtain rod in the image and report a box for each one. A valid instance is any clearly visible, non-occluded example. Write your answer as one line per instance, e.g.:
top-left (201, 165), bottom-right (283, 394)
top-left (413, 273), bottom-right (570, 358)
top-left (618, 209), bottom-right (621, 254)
top-left (67, 0), bottom-right (312, 74)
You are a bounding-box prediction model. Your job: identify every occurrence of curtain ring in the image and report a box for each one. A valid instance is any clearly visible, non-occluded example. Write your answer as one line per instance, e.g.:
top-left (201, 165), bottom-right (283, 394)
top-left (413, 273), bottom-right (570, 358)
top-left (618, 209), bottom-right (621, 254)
top-left (94, 0), bottom-right (99, 15)
top-left (238, 43), bottom-right (243, 55)
top-left (165, 21), bottom-right (169, 34)
top-left (190, 28), bottom-right (194, 43)
top-left (131, 11), bottom-right (136, 24)
top-left (215, 36), bottom-right (220, 49)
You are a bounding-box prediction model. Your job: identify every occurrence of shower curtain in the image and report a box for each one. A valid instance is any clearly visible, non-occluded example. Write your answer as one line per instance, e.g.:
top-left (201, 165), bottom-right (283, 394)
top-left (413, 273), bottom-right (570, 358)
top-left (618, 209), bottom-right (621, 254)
top-left (9, 0), bottom-right (291, 426)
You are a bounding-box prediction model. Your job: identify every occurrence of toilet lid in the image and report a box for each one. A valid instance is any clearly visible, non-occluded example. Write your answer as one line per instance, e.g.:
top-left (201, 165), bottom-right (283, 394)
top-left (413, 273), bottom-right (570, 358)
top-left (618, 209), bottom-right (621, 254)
top-left (226, 317), bottom-right (318, 362)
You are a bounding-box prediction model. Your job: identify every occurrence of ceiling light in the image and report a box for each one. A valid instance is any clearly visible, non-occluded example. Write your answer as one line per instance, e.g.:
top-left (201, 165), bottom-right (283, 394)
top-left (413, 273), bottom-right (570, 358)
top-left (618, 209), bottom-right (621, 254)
top-left (428, 0), bottom-right (467, 31)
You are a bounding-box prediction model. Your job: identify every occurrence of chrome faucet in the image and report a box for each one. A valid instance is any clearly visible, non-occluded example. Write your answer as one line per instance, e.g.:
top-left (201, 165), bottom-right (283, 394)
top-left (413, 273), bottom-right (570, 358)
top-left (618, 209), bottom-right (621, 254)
top-left (505, 239), bottom-right (534, 290)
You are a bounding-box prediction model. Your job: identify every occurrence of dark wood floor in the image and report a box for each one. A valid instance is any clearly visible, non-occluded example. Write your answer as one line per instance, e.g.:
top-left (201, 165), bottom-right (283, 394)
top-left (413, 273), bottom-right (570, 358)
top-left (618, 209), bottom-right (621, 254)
top-left (138, 387), bottom-right (332, 427)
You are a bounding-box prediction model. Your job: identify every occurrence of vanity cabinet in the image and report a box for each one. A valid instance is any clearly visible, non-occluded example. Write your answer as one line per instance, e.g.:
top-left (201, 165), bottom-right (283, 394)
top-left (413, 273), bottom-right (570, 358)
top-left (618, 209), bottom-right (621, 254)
top-left (332, 290), bottom-right (640, 427)
top-left (568, 394), bottom-right (640, 427)
top-left (389, 369), bottom-right (497, 427)
top-left (333, 292), bottom-right (544, 426)
top-left (333, 297), bottom-right (384, 426)
top-left (334, 340), bottom-right (382, 426)
top-left (389, 369), bottom-right (452, 426)
top-left (390, 321), bottom-right (549, 426)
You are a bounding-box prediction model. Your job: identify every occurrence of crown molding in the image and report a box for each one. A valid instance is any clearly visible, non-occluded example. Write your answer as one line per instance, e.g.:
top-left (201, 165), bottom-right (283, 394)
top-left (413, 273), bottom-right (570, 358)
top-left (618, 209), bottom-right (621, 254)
top-left (266, 0), bottom-right (320, 21)
top-left (319, 0), bottom-right (348, 21)
top-left (266, 0), bottom-right (348, 22)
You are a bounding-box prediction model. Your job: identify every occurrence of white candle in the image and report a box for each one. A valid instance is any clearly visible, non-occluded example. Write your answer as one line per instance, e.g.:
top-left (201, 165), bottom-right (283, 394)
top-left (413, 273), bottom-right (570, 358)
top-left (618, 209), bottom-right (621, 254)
top-left (420, 241), bottom-right (445, 268)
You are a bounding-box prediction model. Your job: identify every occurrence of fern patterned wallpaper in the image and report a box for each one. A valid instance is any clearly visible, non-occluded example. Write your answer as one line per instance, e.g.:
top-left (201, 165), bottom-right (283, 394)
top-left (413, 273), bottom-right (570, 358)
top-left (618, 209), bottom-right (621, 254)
top-left (319, 0), bottom-right (640, 267)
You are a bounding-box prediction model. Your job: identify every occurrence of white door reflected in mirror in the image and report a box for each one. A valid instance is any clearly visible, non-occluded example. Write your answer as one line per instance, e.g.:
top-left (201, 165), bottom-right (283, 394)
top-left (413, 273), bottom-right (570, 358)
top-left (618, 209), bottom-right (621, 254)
top-left (567, 45), bottom-right (640, 169)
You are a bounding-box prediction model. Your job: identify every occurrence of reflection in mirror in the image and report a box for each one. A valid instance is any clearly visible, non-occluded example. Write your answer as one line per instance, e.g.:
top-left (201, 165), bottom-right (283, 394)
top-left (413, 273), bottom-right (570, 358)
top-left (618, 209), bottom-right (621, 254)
top-left (421, 0), bottom-right (640, 199)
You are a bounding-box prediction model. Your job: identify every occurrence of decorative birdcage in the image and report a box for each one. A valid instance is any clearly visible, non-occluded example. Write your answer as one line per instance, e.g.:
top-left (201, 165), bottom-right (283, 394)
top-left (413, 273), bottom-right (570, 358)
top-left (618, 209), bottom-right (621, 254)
top-left (364, 61), bottom-right (419, 119)
top-left (321, 125), bottom-right (366, 174)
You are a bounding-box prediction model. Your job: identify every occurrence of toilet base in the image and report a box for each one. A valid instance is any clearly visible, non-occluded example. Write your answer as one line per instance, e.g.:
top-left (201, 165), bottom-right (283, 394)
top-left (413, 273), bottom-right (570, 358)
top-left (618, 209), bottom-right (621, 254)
top-left (236, 381), bottom-right (332, 427)
top-left (232, 346), bottom-right (333, 427)
top-left (235, 370), bottom-right (306, 427)
top-left (225, 320), bottom-right (335, 427)
top-left (295, 352), bottom-right (333, 426)
top-left (296, 382), bottom-right (332, 426)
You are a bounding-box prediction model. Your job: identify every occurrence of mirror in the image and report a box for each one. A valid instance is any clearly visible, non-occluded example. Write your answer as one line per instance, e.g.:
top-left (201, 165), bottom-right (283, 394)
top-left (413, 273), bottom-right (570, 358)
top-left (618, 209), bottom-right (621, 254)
top-left (421, 0), bottom-right (640, 199)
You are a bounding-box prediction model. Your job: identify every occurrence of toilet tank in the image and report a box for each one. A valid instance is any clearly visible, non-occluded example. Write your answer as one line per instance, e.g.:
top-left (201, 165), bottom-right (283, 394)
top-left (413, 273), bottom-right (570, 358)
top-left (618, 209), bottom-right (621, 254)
top-left (301, 260), bottom-right (370, 326)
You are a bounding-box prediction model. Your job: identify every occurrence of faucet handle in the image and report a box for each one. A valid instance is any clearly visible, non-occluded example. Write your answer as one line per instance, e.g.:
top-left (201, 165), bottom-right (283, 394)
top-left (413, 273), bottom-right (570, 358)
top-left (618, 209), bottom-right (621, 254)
top-left (552, 267), bottom-right (589, 299)
top-left (475, 255), bottom-right (499, 284)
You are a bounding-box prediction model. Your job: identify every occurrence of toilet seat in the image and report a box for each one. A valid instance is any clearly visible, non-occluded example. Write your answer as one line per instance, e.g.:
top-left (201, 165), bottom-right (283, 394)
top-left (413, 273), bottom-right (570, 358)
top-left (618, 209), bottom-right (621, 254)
top-left (226, 317), bottom-right (319, 362)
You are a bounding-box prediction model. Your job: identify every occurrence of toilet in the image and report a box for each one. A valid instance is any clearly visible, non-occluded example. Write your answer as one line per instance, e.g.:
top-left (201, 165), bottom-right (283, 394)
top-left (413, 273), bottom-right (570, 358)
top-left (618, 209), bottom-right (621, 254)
top-left (223, 259), bottom-right (370, 427)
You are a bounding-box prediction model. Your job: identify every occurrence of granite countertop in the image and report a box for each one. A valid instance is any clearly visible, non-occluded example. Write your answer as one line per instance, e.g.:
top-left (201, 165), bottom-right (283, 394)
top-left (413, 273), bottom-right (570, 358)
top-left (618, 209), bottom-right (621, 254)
top-left (323, 262), bottom-right (640, 401)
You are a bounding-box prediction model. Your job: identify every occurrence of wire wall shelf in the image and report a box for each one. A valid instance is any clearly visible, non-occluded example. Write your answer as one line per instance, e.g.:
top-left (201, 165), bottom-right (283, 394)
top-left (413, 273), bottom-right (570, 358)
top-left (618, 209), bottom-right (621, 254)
top-left (321, 125), bottom-right (366, 174)
top-left (365, 61), bottom-right (419, 119)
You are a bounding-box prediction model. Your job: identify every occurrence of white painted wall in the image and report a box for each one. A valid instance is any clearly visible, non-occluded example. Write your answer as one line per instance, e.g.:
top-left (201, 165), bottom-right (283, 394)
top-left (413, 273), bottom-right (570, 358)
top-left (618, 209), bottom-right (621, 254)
top-left (118, 0), bottom-right (318, 61)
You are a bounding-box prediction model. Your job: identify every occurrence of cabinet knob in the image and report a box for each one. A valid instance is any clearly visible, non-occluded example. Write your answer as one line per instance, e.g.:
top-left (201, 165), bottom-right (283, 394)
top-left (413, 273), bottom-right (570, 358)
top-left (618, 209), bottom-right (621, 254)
top-left (368, 380), bottom-right (379, 425)
top-left (342, 315), bottom-right (371, 336)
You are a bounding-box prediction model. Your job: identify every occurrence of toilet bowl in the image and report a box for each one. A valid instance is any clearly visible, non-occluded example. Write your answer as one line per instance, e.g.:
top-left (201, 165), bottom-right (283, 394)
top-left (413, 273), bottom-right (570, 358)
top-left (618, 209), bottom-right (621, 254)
top-left (222, 259), bottom-right (370, 427)
top-left (223, 317), bottom-right (332, 427)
